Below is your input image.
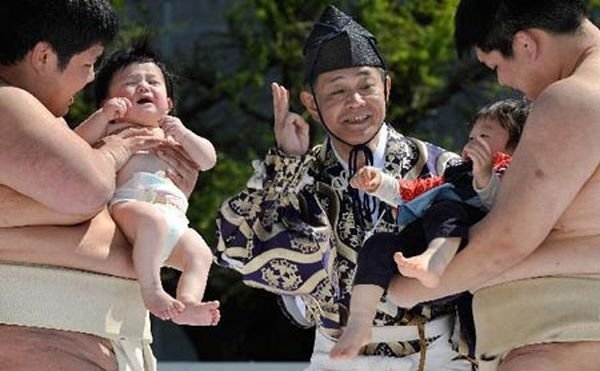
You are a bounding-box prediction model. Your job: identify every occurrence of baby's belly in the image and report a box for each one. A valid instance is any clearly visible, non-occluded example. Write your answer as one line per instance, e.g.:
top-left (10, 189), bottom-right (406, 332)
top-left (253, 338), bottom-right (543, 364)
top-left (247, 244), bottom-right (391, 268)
top-left (116, 153), bottom-right (169, 186)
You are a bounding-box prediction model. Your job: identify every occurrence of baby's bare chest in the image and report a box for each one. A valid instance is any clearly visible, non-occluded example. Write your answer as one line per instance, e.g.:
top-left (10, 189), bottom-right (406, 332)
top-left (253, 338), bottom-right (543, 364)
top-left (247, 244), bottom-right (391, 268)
top-left (107, 123), bottom-right (169, 186)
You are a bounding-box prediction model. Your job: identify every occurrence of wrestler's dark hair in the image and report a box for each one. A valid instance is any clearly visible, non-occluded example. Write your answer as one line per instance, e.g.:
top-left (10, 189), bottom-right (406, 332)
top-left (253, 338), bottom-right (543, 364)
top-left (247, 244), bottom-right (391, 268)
top-left (94, 39), bottom-right (175, 109)
top-left (454, 0), bottom-right (587, 59)
top-left (0, 0), bottom-right (118, 69)
top-left (471, 98), bottom-right (531, 153)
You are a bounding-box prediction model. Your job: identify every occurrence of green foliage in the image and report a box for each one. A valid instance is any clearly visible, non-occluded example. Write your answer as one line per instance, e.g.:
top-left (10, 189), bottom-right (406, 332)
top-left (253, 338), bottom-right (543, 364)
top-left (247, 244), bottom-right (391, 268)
top-left (589, 0), bottom-right (600, 24)
top-left (222, 1), bottom-right (323, 113)
top-left (222, 0), bottom-right (457, 127)
top-left (187, 151), bottom-right (256, 247)
top-left (222, 0), bottom-right (494, 149)
top-left (108, 0), bottom-right (125, 9)
top-left (355, 0), bottom-right (461, 132)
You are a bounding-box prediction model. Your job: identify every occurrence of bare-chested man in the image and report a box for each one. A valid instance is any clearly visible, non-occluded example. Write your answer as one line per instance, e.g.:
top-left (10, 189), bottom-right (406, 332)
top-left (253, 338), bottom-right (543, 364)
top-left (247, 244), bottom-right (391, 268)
top-left (388, 1), bottom-right (600, 370)
top-left (0, 1), bottom-right (199, 370)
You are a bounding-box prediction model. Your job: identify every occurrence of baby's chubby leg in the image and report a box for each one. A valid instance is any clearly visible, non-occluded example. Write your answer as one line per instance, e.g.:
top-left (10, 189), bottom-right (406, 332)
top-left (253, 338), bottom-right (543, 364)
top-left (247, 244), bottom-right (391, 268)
top-left (111, 201), bottom-right (184, 320)
top-left (396, 200), bottom-right (474, 288)
top-left (166, 229), bottom-right (220, 326)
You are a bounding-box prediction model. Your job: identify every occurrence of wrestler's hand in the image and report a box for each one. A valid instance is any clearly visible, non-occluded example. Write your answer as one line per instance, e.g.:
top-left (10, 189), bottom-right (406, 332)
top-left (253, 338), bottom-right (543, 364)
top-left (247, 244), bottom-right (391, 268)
top-left (350, 166), bottom-right (382, 193)
top-left (153, 142), bottom-right (200, 197)
top-left (463, 137), bottom-right (493, 189)
top-left (272, 82), bottom-right (310, 156)
top-left (96, 127), bottom-right (163, 171)
top-left (101, 97), bottom-right (132, 121)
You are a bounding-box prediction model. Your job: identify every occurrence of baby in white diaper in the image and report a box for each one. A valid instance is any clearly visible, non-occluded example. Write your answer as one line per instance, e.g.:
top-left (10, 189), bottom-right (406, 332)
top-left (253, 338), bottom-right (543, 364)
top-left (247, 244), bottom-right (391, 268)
top-left (75, 42), bottom-right (220, 326)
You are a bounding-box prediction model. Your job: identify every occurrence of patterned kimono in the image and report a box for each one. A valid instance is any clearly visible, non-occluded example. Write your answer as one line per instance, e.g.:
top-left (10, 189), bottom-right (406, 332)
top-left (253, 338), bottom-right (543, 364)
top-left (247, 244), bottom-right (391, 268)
top-left (216, 125), bottom-right (460, 357)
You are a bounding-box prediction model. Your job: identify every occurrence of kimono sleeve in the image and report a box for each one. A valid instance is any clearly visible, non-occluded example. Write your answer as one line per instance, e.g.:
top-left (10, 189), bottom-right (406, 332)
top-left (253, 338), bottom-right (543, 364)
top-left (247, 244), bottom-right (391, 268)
top-left (215, 147), bottom-right (336, 298)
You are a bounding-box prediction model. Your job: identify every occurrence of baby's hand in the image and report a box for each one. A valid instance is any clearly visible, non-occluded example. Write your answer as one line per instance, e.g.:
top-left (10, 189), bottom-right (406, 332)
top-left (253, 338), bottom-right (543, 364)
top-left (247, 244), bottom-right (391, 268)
top-left (160, 116), bottom-right (189, 143)
top-left (350, 166), bottom-right (382, 193)
top-left (101, 97), bottom-right (131, 121)
top-left (462, 137), bottom-right (493, 189)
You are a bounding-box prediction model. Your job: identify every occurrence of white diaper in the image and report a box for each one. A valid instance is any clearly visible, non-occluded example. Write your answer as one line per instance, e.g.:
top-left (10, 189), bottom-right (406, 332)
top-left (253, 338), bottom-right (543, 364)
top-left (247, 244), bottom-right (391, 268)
top-left (110, 171), bottom-right (190, 262)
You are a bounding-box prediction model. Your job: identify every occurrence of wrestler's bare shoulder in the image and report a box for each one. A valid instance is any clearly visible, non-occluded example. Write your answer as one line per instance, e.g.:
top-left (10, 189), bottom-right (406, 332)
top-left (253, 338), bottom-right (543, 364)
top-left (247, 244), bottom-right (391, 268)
top-left (542, 77), bottom-right (599, 101)
top-left (0, 84), bottom-right (65, 129)
top-left (530, 77), bottom-right (600, 136)
top-left (543, 53), bottom-right (600, 104)
top-left (0, 84), bottom-right (44, 111)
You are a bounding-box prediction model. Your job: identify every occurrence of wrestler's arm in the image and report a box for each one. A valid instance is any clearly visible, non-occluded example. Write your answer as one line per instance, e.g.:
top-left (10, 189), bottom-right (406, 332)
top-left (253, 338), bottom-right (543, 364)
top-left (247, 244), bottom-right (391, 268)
top-left (475, 233), bottom-right (600, 289)
top-left (388, 84), bottom-right (600, 307)
top-left (0, 143), bottom-right (198, 276)
top-left (0, 87), bottom-right (156, 215)
top-left (0, 185), bottom-right (91, 227)
top-left (0, 88), bottom-right (160, 276)
top-left (0, 209), bottom-right (136, 278)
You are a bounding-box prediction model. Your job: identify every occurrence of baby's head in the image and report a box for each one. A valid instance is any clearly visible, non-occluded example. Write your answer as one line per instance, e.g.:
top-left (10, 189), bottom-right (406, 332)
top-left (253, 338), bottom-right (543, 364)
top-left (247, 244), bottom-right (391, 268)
top-left (94, 40), bottom-right (175, 126)
top-left (468, 99), bottom-right (530, 155)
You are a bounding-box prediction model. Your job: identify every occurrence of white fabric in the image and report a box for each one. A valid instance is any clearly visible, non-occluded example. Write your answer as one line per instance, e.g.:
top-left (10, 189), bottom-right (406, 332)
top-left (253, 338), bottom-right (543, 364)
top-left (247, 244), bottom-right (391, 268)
top-left (375, 166), bottom-right (501, 211)
top-left (0, 262), bottom-right (155, 370)
top-left (330, 124), bottom-right (388, 173)
top-left (474, 274), bottom-right (600, 371)
top-left (371, 171), bottom-right (403, 206)
top-left (330, 125), bottom-right (389, 224)
top-left (472, 172), bottom-right (500, 210)
top-left (152, 204), bottom-right (189, 263)
top-left (305, 315), bottom-right (471, 371)
top-left (110, 171), bottom-right (190, 263)
top-left (280, 295), bottom-right (313, 328)
top-left (112, 338), bottom-right (157, 371)
top-left (110, 171), bottom-right (189, 213)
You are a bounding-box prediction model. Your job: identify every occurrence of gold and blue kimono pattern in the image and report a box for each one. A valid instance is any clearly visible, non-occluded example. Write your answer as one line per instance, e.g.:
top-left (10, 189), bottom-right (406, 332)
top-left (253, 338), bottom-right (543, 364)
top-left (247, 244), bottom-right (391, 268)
top-left (216, 126), bottom-right (460, 357)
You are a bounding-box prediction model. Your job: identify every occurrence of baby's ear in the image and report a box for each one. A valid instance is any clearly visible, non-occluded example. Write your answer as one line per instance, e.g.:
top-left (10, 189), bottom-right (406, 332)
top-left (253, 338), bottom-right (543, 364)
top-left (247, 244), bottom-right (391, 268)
top-left (167, 97), bottom-right (174, 112)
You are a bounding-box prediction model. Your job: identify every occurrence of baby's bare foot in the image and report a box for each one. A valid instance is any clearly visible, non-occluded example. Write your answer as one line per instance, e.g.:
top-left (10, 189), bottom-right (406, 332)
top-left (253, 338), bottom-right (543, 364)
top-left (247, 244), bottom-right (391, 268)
top-left (141, 287), bottom-right (185, 320)
top-left (394, 252), bottom-right (441, 288)
top-left (173, 300), bottom-right (221, 326)
top-left (329, 322), bottom-right (372, 360)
